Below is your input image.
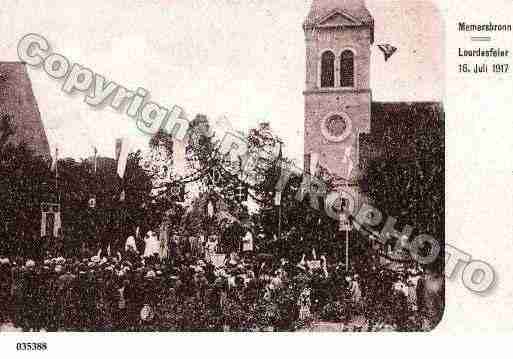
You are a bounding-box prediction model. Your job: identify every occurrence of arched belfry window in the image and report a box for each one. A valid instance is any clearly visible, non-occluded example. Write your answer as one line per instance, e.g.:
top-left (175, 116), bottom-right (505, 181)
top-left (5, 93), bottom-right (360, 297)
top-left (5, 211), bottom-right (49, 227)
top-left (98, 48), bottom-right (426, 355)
top-left (340, 50), bottom-right (355, 87)
top-left (320, 51), bottom-right (335, 88)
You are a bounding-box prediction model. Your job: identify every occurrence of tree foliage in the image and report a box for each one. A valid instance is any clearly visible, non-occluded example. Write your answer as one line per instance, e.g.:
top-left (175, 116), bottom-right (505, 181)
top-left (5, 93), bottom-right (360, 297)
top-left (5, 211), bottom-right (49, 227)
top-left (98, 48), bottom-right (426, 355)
top-left (0, 138), bottom-right (152, 255)
top-left (0, 143), bottom-right (50, 245)
top-left (362, 106), bottom-right (444, 270)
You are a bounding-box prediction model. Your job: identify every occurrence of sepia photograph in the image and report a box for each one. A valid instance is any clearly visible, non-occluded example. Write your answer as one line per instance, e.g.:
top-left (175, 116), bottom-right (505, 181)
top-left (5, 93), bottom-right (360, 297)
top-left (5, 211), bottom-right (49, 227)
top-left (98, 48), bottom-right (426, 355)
top-left (0, 0), bottom-right (444, 333)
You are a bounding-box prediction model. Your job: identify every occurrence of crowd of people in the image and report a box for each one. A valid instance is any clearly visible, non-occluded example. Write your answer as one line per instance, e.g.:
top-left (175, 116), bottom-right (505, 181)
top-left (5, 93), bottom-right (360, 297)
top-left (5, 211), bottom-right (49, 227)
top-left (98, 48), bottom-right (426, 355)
top-left (0, 228), bottom-right (442, 332)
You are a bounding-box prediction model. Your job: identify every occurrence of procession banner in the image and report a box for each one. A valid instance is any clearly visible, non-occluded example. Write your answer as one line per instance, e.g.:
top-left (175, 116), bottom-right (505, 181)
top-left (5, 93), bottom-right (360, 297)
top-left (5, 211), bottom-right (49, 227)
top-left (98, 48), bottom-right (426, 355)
top-left (116, 137), bottom-right (130, 179)
top-left (40, 202), bottom-right (61, 237)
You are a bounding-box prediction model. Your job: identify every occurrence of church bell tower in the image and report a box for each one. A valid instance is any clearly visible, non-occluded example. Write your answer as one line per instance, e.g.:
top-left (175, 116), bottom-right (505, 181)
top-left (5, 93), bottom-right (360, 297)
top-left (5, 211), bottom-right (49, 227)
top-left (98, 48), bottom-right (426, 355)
top-left (303, 0), bottom-right (374, 201)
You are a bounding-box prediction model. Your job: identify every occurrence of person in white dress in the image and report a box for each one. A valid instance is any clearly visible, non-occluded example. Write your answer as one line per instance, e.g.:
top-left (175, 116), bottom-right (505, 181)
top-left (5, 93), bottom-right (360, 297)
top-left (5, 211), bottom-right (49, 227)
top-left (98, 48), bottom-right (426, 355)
top-left (241, 231), bottom-right (254, 252)
top-left (143, 231), bottom-right (160, 258)
top-left (125, 236), bottom-right (138, 254)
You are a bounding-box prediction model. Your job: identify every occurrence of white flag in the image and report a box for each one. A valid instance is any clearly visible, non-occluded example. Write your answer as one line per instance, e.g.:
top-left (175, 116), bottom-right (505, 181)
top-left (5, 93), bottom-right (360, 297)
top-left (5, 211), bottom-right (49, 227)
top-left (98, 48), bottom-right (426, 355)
top-left (274, 191), bottom-right (282, 206)
top-left (310, 152), bottom-right (319, 176)
top-left (117, 138), bottom-right (130, 178)
top-left (50, 148), bottom-right (58, 173)
top-left (53, 211), bottom-right (61, 237)
top-left (93, 146), bottom-right (98, 174)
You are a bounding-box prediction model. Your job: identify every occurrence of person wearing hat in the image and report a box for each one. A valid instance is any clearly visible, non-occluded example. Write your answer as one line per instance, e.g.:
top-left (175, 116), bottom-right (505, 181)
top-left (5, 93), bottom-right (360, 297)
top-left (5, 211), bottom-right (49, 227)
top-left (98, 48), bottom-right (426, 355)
top-left (136, 270), bottom-right (159, 330)
top-left (110, 276), bottom-right (131, 331)
top-left (55, 264), bottom-right (78, 330)
top-left (389, 272), bottom-right (409, 330)
top-left (188, 235), bottom-right (202, 260)
top-left (241, 230), bottom-right (254, 254)
top-left (204, 235), bottom-right (218, 264)
top-left (0, 258), bottom-right (13, 323)
top-left (178, 234), bottom-right (191, 257)
top-left (348, 274), bottom-right (363, 317)
top-left (20, 260), bottom-right (44, 331)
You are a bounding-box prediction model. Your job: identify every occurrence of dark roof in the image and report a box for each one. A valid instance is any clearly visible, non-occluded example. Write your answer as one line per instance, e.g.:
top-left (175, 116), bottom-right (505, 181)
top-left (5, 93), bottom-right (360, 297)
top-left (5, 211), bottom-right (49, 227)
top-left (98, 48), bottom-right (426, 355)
top-left (370, 102), bottom-right (444, 137)
top-left (360, 101), bottom-right (444, 163)
top-left (0, 62), bottom-right (50, 160)
top-left (304, 0), bottom-right (374, 42)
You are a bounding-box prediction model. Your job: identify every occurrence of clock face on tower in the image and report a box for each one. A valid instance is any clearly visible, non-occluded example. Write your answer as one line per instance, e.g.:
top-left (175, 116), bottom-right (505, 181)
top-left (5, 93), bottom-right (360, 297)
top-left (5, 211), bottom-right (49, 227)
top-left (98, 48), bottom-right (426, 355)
top-left (320, 112), bottom-right (352, 143)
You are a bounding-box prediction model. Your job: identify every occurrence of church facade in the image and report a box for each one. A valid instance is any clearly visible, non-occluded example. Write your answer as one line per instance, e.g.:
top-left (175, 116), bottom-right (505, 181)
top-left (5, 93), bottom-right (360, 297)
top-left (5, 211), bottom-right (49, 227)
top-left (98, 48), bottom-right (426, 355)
top-left (303, 0), bottom-right (442, 209)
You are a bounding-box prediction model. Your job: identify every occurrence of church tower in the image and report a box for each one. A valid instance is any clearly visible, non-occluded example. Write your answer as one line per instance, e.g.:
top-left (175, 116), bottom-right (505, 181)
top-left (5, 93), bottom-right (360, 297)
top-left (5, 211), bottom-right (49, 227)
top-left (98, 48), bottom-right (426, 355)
top-left (303, 0), bottom-right (373, 200)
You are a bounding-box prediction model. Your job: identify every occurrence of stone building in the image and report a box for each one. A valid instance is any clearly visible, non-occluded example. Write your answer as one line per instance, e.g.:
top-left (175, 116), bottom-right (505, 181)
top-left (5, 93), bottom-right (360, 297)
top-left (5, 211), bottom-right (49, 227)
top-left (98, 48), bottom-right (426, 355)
top-left (0, 62), bottom-right (50, 160)
top-left (303, 0), bottom-right (443, 209)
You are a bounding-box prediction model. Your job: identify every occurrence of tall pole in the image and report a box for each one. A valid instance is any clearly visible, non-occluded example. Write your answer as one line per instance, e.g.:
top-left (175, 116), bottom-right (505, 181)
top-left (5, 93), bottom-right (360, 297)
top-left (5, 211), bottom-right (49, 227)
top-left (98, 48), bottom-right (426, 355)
top-left (278, 201), bottom-right (282, 242)
top-left (340, 212), bottom-right (350, 270)
top-left (345, 229), bottom-right (349, 270)
top-left (55, 164), bottom-right (59, 204)
top-left (355, 128), bottom-right (360, 211)
top-left (207, 201), bottom-right (211, 255)
top-left (277, 141), bottom-right (282, 243)
top-left (54, 147), bottom-right (60, 205)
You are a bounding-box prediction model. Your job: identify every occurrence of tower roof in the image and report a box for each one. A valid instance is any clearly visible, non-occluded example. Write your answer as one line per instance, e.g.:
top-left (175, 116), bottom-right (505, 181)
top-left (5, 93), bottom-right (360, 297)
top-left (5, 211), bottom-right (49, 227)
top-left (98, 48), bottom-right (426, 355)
top-left (0, 62), bottom-right (50, 160)
top-left (304, 0), bottom-right (374, 42)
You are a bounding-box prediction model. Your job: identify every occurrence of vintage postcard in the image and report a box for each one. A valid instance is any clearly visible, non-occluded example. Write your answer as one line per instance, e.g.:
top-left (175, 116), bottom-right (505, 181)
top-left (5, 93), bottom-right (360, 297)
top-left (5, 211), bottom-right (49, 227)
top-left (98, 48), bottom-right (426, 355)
top-left (0, 0), bottom-right (511, 351)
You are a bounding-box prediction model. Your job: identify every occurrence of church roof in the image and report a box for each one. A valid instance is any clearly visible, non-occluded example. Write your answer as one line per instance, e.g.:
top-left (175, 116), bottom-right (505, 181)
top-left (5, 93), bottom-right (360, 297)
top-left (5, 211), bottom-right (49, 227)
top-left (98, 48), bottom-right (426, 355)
top-left (304, 0), bottom-right (374, 41)
top-left (360, 102), bottom-right (444, 162)
top-left (370, 102), bottom-right (443, 136)
top-left (0, 62), bottom-right (50, 160)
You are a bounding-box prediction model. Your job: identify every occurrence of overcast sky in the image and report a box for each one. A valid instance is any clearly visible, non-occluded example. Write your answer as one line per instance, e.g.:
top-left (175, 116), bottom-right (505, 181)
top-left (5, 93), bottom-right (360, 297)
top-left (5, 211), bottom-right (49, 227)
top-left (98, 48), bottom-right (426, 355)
top-left (1, 0), bottom-right (443, 161)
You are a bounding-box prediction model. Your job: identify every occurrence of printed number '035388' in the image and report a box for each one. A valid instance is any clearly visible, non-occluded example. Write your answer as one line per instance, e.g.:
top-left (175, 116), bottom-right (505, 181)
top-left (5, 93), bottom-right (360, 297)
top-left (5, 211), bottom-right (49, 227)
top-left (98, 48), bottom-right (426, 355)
top-left (16, 342), bottom-right (48, 351)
